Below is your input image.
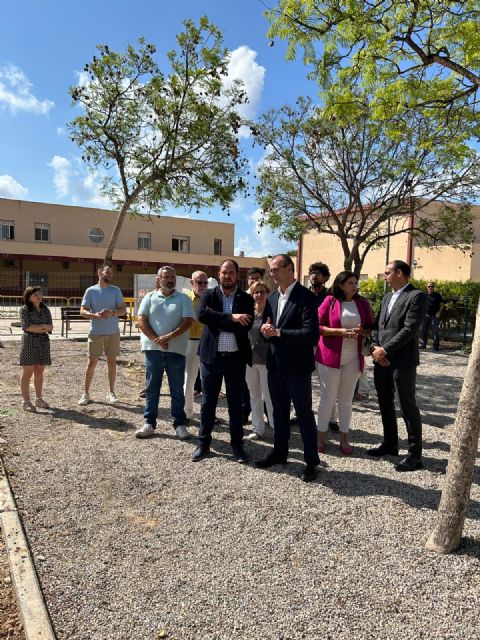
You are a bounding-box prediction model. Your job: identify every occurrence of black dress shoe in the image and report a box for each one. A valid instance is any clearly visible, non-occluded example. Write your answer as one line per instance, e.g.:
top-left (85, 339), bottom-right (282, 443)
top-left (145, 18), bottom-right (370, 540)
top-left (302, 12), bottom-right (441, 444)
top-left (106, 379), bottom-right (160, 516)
top-left (367, 443), bottom-right (399, 457)
top-left (301, 464), bottom-right (318, 482)
top-left (328, 421), bottom-right (339, 432)
top-left (232, 445), bottom-right (249, 464)
top-left (255, 453), bottom-right (288, 469)
top-left (192, 445), bottom-right (210, 462)
top-left (289, 416), bottom-right (298, 425)
top-left (396, 455), bottom-right (423, 472)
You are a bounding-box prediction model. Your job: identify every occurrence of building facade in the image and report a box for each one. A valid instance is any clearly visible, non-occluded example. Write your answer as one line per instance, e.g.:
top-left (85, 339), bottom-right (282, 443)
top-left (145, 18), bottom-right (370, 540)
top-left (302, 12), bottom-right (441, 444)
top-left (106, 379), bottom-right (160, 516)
top-left (0, 198), bottom-right (266, 296)
top-left (297, 200), bottom-right (480, 285)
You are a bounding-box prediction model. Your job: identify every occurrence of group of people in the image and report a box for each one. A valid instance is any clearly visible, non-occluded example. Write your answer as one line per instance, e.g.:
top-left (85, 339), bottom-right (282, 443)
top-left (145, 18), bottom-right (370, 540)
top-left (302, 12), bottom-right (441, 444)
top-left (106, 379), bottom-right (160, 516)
top-left (19, 255), bottom-right (431, 481)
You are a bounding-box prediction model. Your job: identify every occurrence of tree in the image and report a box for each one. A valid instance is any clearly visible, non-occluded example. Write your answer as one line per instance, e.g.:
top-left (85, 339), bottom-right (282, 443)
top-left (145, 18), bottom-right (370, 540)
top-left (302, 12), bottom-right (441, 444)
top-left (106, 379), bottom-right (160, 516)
top-left (252, 97), bottom-right (480, 275)
top-left (426, 298), bottom-right (480, 553)
top-left (69, 17), bottom-right (248, 264)
top-left (266, 0), bottom-right (480, 123)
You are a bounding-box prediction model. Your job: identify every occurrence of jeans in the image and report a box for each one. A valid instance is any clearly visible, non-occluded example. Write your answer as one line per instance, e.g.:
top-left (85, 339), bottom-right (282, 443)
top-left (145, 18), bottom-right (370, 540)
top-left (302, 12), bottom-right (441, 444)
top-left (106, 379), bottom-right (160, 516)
top-left (144, 350), bottom-right (187, 429)
top-left (421, 315), bottom-right (440, 350)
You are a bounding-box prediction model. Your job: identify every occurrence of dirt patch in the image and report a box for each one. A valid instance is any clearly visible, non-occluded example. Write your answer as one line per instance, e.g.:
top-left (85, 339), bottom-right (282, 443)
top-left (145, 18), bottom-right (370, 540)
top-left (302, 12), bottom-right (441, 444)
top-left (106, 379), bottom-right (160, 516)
top-left (0, 534), bottom-right (24, 639)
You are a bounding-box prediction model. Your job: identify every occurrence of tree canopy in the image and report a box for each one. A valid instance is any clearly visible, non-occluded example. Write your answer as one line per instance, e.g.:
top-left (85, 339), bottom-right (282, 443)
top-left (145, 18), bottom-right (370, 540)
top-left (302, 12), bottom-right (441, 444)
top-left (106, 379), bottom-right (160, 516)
top-left (69, 17), bottom-right (248, 263)
top-left (266, 0), bottom-right (480, 127)
top-left (252, 97), bottom-right (480, 274)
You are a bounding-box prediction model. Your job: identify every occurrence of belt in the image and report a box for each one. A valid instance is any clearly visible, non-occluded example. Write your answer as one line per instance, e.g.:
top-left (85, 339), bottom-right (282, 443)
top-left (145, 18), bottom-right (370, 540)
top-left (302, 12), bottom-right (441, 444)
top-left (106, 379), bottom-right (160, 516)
top-left (189, 337), bottom-right (201, 340)
top-left (217, 351), bottom-right (239, 358)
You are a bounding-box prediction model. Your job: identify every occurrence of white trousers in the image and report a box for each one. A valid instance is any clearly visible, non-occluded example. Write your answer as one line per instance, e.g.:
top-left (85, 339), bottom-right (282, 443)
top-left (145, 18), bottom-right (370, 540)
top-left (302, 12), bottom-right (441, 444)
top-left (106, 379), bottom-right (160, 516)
top-left (245, 363), bottom-right (274, 435)
top-left (357, 368), bottom-right (370, 395)
top-left (184, 339), bottom-right (200, 419)
top-left (316, 357), bottom-right (360, 433)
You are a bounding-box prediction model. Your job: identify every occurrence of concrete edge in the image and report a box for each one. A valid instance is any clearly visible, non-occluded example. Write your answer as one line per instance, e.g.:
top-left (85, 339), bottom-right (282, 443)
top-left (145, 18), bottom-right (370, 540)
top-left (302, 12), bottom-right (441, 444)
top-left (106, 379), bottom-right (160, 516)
top-left (0, 459), bottom-right (56, 640)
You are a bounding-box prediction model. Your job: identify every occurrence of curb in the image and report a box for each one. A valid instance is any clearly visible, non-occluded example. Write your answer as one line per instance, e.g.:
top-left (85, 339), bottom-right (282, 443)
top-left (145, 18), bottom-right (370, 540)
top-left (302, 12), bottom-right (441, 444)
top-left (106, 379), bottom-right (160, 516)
top-left (0, 459), bottom-right (56, 639)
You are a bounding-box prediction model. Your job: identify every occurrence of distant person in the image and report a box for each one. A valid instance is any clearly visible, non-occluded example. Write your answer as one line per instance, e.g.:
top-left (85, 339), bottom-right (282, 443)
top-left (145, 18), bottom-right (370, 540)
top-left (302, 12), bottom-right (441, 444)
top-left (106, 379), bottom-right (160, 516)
top-left (308, 262), bottom-right (331, 307)
top-left (368, 260), bottom-right (428, 472)
top-left (19, 287), bottom-right (53, 411)
top-left (257, 254), bottom-right (320, 482)
top-left (247, 267), bottom-right (265, 288)
top-left (135, 266), bottom-right (194, 439)
top-left (420, 282), bottom-right (444, 351)
top-left (191, 259), bottom-right (254, 463)
top-left (315, 271), bottom-right (373, 455)
top-left (184, 270), bottom-right (209, 421)
top-left (245, 280), bottom-right (275, 440)
top-left (78, 265), bottom-right (126, 406)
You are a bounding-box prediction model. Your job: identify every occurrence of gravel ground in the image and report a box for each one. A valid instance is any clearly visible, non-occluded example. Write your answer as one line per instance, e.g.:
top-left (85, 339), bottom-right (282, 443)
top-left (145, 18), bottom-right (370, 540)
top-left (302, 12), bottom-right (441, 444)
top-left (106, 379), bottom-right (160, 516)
top-left (0, 338), bottom-right (479, 640)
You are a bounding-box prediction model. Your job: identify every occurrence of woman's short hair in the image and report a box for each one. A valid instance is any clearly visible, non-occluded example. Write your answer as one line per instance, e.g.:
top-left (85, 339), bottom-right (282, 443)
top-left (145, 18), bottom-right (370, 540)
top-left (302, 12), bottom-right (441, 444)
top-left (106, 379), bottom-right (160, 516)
top-left (331, 271), bottom-right (358, 301)
top-left (248, 280), bottom-right (270, 296)
top-left (24, 286), bottom-right (44, 310)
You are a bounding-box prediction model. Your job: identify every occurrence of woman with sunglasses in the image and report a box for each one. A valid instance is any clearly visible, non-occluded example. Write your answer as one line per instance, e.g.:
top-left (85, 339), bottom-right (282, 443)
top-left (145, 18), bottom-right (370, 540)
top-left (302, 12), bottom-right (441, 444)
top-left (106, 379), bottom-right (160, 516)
top-left (19, 286), bottom-right (53, 411)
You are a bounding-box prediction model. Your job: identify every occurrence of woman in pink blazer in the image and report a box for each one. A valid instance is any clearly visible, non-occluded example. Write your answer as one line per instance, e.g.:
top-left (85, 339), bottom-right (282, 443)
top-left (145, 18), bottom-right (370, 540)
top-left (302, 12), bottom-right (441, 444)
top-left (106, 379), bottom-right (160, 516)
top-left (315, 271), bottom-right (373, 455)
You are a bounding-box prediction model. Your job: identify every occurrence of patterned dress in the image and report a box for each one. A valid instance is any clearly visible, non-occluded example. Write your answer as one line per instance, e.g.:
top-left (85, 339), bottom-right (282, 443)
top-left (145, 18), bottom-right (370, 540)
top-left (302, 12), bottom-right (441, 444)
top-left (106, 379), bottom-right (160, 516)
top-left (19, 305), bottom-right (52, 366)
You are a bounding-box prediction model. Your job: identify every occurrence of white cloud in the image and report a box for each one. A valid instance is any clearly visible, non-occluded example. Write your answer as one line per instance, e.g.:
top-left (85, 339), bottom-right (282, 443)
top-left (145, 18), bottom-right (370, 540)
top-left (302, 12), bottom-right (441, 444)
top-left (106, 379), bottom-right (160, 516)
top-left (48, 155), bottom-right (110, 207)
top-left (0, 175), bottom-right (29, 199)
top-left (0, 65), bottom-right (54, 115)
top-left (224, 46), bottom-right (265, 138)
top-left (235, 208), bottom-right (295, 257)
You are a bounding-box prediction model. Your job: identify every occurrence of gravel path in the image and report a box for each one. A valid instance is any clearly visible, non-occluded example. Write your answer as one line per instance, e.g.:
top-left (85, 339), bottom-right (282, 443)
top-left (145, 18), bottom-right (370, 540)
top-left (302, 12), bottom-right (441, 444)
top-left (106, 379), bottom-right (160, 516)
top-left (0, 339), bottom-right (479, 640)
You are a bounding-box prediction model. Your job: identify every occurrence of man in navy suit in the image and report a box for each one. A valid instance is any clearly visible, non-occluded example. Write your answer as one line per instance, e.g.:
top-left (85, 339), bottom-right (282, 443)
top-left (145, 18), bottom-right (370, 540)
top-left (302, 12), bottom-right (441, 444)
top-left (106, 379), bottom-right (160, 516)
top-left (191, 259), bottom-right (254, 464)
top-left (256, 254), bottom-right (320, 482)
top-left (368, 260), bottom-right (428, 471)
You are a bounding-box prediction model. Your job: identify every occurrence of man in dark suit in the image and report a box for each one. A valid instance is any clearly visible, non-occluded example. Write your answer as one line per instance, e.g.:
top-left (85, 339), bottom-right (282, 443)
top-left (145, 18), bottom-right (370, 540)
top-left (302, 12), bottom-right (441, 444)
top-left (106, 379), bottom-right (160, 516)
top-left (191, 259), bottom-right (254, 463)
top-left (368, 260), bottom-right (428, 471)
top-left (256, 254), bottom-right (320, 482)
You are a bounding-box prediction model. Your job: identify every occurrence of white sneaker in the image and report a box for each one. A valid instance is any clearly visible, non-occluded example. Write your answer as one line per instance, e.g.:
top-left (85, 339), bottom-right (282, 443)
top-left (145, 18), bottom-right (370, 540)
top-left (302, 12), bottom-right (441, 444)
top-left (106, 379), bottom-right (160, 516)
top-left (106, 392), bottom-right (118, 404)
top-left (175, 425), bottom-right (191, 440)
top-left (78, 393), bottom-right (91, 406)
top-left (246, 432), bottom-right (265, 441)
top-left (135, 423), bottom-right (155, 439)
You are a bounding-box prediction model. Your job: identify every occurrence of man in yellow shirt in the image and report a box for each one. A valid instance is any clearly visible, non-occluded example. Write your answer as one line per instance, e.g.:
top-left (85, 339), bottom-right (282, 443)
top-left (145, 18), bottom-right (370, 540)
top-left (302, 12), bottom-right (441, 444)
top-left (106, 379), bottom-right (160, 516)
top-left (184, 271), bottom-right (209, 420)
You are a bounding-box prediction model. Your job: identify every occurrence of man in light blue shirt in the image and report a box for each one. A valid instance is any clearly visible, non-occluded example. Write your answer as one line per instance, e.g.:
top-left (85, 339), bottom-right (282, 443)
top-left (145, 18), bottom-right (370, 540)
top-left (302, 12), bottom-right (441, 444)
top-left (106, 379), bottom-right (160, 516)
top-left (135, 266), bottom-right (194, 440)
top-left (78, 265), bottom-right (126, 406)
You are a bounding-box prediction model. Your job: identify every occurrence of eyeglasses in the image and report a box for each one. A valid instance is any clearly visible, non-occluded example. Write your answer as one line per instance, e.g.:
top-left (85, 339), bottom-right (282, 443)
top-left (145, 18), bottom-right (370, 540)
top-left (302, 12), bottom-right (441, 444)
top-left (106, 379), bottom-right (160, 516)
top-left (427, 285), bottom-right (434, 288)
top-left (195, 280), bottom-right (208, 285)
top-left (253, 290), bottom-right (266, 295)
top-left (269, 265), bottom-right (287, 275)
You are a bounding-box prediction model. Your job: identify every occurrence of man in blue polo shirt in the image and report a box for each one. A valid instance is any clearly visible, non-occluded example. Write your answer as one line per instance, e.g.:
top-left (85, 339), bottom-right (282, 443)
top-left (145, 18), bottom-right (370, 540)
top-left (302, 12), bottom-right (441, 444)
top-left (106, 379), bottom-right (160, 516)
top-left (78, 265), bottom-right (126, 406)
top-left (135, 266), bottom-right (194, 440)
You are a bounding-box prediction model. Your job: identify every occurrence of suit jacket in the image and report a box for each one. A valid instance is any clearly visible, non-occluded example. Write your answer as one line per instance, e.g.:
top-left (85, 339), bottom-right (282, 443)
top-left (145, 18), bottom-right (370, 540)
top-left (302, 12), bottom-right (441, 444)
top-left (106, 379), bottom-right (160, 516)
top-left (198, 286), bottom-right (254, 366)
top-left (263, 281), bottom-right (319, 375)
top-left (371, 284), bottom-right (428, 370)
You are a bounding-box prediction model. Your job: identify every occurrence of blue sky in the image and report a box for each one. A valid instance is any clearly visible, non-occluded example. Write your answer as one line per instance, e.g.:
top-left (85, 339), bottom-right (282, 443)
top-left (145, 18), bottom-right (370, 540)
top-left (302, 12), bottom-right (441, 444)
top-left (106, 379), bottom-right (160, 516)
top-left (0, 0), bottom-right (317, 257)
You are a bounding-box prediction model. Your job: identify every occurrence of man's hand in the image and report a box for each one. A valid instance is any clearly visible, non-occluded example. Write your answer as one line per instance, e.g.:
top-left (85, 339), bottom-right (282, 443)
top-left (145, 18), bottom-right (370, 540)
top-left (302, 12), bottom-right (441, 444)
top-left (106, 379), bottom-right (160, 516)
top-left (261, 317), bottom-right (278, 338)
top-left (154, 334), bottom-right (170, 349)
top-left (371, 346), bottom-right (390, 367)
top-left (232, 313), bottom-right (251, 326)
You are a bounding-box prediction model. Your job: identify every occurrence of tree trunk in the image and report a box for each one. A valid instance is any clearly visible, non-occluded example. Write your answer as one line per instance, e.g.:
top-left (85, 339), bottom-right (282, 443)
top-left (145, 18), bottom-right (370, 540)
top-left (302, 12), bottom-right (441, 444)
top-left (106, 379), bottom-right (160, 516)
top-left (104, 201), bottom-right (132, 265)
top-left (425, 298), bottom-right (480, 554)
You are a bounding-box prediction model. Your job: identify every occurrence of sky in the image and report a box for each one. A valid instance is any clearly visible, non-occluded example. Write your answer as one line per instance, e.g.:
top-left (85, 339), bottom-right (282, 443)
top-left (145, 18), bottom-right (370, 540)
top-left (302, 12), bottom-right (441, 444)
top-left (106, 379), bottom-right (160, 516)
top-left (0, 0), bottom-right (318, 258)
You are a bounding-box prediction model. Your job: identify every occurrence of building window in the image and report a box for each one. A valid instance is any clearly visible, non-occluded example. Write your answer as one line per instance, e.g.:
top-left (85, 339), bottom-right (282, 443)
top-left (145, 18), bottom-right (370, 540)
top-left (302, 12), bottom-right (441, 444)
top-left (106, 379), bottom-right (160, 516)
top-left (89, 228), bottom-right (104, 244)
top-left (138, 232), bottom-right (151, 250)
top-left (359, 273), bottom-right (368, 281)
top-left (172, 235), bottom-right (190, 252)
top-left (214, 238), bottom-right (222, 255)
top-left (0, 220), bottom-right (14, 240)
top-left (34, 223), bottom-right (50, 242)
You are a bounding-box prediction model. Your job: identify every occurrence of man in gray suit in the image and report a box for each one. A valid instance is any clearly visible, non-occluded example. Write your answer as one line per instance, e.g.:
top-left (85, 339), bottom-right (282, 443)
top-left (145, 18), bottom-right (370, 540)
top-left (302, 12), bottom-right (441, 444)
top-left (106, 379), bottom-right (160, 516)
top-left (368, 260), bottom-right (428, 471)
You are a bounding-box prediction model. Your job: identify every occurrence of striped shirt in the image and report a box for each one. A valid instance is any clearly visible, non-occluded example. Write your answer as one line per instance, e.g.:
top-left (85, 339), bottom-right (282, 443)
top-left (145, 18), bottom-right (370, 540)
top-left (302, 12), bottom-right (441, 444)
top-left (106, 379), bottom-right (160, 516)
top-left (218, 288), bottom-right (238, 352)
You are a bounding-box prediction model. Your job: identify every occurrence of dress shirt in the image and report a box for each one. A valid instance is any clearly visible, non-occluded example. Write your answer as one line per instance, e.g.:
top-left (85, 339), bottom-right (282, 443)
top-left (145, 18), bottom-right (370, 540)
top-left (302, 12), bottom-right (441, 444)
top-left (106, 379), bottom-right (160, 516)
top-left (386, 283), bottom-right (410, 317)
top-left (276, 280), bottom-right (297, 321)
top-left (218, 287), bottom-right (238, 352)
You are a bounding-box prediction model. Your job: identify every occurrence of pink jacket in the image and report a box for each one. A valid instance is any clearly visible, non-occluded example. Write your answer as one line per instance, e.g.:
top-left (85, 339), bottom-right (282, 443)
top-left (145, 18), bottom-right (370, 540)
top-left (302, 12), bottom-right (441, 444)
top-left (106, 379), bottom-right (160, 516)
top-left (314, 295), bottom-right (373, 372)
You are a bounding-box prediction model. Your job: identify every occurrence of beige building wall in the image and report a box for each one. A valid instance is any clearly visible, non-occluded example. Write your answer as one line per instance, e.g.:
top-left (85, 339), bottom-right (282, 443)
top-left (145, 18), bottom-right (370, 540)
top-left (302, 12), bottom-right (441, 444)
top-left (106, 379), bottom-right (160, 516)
top-left (299, 201), bottom-right (480, 283)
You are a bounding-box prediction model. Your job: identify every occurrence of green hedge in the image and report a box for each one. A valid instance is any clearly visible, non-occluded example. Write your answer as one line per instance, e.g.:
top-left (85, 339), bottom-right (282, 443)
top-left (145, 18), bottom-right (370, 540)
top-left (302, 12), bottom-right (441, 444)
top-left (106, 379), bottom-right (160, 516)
top-left (358, 278), bottom-right (480, 319)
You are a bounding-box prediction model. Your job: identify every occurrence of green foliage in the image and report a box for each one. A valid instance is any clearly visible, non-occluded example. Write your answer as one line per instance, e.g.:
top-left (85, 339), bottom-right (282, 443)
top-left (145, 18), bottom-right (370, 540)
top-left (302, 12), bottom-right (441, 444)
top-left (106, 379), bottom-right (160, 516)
top-left (266, 0), bottom-right (480, 133)
top-left (251, 97), bottom-right (480, 275)
top-left (69, 18), bottom-right (248, 262)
